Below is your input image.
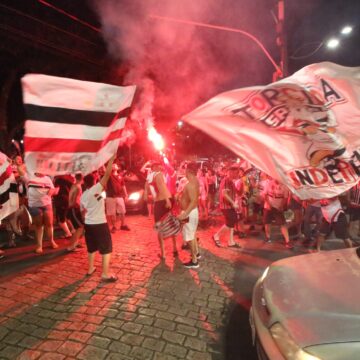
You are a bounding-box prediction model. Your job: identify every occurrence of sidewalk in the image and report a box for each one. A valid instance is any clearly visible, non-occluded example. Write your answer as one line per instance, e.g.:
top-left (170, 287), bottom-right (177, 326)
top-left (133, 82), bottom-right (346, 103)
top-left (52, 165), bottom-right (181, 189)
top-left (0, 214), bottom-right (350, 360)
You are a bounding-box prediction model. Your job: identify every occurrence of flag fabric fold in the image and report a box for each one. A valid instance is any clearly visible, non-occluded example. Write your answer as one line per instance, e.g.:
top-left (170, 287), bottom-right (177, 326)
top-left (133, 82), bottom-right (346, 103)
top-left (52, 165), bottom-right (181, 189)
top-left (183, 62), bottom-right (360, 200)
top-left (22, 74), bottom-right (136, 176)
top-left (0, 153), bottom-right (19, 221)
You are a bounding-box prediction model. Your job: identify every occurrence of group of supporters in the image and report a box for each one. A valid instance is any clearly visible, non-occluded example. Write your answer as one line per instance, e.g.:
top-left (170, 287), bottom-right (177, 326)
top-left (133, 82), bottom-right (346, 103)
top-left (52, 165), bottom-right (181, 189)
top-left (1, 152), bottom-right (359, 273)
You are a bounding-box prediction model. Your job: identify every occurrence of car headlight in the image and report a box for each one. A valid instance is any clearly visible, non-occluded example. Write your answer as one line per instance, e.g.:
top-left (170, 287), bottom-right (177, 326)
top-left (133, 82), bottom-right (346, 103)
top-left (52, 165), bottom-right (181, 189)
top-left (270, 323), bottom-right (321, 360)
top-left (128, 191), bottom-right (141, 201)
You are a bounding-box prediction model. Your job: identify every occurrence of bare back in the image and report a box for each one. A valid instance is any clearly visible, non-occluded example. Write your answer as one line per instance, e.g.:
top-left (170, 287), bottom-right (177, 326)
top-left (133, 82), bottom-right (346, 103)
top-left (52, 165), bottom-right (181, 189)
top-left (179, 176), bottom-right (199, 212)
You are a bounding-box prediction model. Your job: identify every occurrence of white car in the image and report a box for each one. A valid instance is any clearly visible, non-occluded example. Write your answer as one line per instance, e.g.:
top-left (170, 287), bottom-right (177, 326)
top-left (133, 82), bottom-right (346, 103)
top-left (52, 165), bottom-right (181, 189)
top-left (250, 247), bottom-right (360, 360)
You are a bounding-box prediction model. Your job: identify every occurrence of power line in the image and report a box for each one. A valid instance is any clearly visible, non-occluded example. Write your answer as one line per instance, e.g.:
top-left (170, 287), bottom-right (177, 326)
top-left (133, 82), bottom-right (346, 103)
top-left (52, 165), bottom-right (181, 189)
top-left (0, 3), bottom-right (99, 47)
top-left (37, 0), bottom-right (101, 33)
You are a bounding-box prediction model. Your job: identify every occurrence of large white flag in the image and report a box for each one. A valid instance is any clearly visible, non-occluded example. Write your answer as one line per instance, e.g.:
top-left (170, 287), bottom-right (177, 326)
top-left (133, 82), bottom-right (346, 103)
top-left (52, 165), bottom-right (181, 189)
top-left (0, 153), bottom-right (19, 221)
top-left (183, 62), bottom-right (360, 199)
top-left (22, 74), bottom-right (136, 176)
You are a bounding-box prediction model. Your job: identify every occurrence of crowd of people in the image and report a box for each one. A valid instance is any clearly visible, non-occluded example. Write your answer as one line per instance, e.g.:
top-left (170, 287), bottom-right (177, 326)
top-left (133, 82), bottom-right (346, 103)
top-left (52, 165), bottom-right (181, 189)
top-left (1, 152), bottom-right (359, 274)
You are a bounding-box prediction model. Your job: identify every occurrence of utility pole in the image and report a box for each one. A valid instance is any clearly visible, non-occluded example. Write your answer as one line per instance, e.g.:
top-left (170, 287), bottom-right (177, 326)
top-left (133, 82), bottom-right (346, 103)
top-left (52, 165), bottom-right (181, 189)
top-left (275, 0), bottom-right (288, 80)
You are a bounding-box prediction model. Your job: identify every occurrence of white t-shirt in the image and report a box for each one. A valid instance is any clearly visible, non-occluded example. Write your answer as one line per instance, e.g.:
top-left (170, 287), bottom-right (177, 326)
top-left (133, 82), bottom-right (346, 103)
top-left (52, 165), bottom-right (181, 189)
top-left (24, 174), bottom-right (54, 208)
top-left (80, 182), bottom-right (107, 224)
top-left (264, 180), bottom-right (289, 210)
top-left (321, 198), bottom-right (343, 223)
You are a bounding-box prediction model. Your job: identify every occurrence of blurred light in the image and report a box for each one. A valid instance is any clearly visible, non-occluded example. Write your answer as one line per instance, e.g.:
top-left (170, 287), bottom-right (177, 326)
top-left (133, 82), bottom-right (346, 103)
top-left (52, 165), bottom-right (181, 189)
top-left (177, 120), bottom-right (183, 127)
top-left (128, 191), bottom-right (141, 201)
top-left (236, 158), bottom-right (240, 163)
top-left (326, 38), bottom-right (340, 49)
top-left (172, 142), bottom-right (176, 146)
top-left (11, 139), bottom-right (15, 143)
top-left (148, 127), bottom-right (165, 151)
top-left (20, 140), bottom-right (24, 144)
top-left (341, 25), bottom-right (352, 35)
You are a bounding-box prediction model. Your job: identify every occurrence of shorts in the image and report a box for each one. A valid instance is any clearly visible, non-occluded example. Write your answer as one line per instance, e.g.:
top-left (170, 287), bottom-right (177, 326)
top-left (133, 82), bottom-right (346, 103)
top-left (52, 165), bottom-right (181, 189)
top-left (263, 208), bottom-right (286, 225)
top-left (84, 223), bottom-right (112, 254)
top-left (252, 202), bottom-right (263, 215)
top-left (67, 206), bottom-right (84, 229)
top-left (319, 212), bottom-right (349, 239)
top-left (182, 208), bottom-right (199, 242)
top-left (349, 207), bottom-right (360, 222)
top-left (221, 208), bottom-right (237, 228)
top-left (154, 199), bottom-right (172, 223)
top-left (106, 197), bottom-right (126, 216)
top-left (28, 205), bottom-right (53, 218)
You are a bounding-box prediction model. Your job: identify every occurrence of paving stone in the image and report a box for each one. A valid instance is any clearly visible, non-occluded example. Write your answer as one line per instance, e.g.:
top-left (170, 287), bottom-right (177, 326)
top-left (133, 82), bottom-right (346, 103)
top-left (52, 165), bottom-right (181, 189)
top-left (101, 319), bottom-right (124, 328)
top-left (116, 311), bottom-right (137, 321)
top-left (134, 315), bottom-right (154, 326)
top-left (155, 311), bottom-right (176, 321)
top-left (37, 340), bottom-right (63, 352)
top-left (142, 337), bottom-right (166, 352)
top-left (140, 325), bottom-right (163, 339)
top-left (57, 340), bottom-right (85, 357)
top-left (38, 353), bottom-right (66, 360)
top-left (130, 346), bottom-right (154, 360)
top-left (137, 308), bottom-right (157, 316)
top-left (174, 316), bottom-right (197, 326)
top-left (166, 327), bottom-right (189, 345)
top-left (120, 333), bottom-right (144, 346)
top-left (0, 345), bottom-right (24, 359)
top-left (18, 335), bottom-right (40, 349)
top-left (17, 349), bottom-right (42, 360)
top-left (186, 350), bottom-right (213, 360)
top-left (77, 345), bottom-right (109, 360)
top-left (100, 327), bottom-right (123, 340)
top-left (2, 330), bottom-right (25, 345)
top-left (163, 343), bottom-right (188, 358)
top-left (154, 319), bottom-right (176, 331)
top-left (121, 322), bottom-right (143, 334)
top-left (106, 353), bottom-right (132, 360)
top-left (88, 335), bottom-right (111, 349)
top-left (17, 323), bottom-right (39, 335)
top-left (184, 337), bottom-right (207, 352)
top-left (48, 330), bottom-right (71, 341)
top-left (32, 328), bottom-right (49, 339)
top-left (153, 353), bottom-right (178, 360)
top-left (68, 331), bottom-right (92, 343)
top-left (177, 324), bottom-right (199, 337)
top-left (0, 326), bottom-right (9, 341)
top-left (108, 340), bottom-right (132, 354)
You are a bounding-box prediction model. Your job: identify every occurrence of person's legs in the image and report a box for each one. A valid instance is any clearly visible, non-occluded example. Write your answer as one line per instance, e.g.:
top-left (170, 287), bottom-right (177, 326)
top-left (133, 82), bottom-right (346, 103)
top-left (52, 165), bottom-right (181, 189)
top-left (158, 233), bottom-right (165, 259)
top-left (228, 227), bottom-right (235, 246)
top-left (101, 253), bottom-right (111, 278)
top-left (43, 207), bottom-right (57, 248)
top-left (280, 225), bottom-right (290, 245)
top-left (172, 235), bottom-right (178, 255)
top-left (58, 221), bottom-right (72, 237)
top-left (213, 224), bottom-right (228, 241)
top-left (33, 215), bottom-right (44, 253)
top-left (88, 252), bottom-right (96, 274)
top-left (316, 234), bottom-right (326, 251)
top-left (67, 227), bottom-right (84, 251)
top-left (189, 239), bottom-right (198, 263)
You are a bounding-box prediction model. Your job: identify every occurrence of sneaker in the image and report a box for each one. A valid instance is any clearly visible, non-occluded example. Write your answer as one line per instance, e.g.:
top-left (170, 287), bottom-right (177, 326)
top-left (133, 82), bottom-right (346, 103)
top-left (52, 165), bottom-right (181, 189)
top-left (264, 237), bottom-right (271, 243)
top-left (285, 242), bottom-right (294, 249)
top-left (120, 225), bottom-right (130, 231)
top-left (228, 243), bottom-right (242, 249)
top-left (183, 260), bottom-right (199, 269)
top-left (196, 253), bottom-right (201, 259)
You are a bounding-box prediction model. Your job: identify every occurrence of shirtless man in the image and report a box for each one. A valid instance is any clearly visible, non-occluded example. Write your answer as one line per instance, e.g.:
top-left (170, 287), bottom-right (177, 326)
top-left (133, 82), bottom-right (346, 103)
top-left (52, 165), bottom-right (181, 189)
top-left (145, 162), bottom-right (176, 259)
top-left (178, 162), bottom-right (200, 268)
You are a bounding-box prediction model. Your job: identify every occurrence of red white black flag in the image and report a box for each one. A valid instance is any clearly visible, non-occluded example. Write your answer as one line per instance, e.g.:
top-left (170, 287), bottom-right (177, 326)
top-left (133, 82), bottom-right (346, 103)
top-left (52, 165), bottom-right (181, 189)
top-left (183, 62), bottom-right (360, 200)
top-left (0, 153), bottom-right (19, 221)
top-left (22, 74), bottom-right (136, 176)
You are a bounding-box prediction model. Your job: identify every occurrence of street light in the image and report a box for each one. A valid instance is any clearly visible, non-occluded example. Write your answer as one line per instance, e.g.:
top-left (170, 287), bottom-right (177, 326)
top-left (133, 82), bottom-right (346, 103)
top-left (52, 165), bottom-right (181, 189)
top-left (340, 25), bottom-right (353, 35)
top-left (326, 38), bottom-right (340, 49)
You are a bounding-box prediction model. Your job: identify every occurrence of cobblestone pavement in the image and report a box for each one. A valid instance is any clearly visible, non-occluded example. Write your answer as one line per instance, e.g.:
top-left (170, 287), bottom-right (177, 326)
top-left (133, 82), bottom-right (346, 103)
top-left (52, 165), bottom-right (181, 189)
top-left (0, 214), bottom-right (347, 360)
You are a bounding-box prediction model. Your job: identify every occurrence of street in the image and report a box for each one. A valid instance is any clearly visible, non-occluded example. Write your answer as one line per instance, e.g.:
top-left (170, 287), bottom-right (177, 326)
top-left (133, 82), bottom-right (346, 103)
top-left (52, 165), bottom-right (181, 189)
top-left (0, 214), bottom-right (344, 360)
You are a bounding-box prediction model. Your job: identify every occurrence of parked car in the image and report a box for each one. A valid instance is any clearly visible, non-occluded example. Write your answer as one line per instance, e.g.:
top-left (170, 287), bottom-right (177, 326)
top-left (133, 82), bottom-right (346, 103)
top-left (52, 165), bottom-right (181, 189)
top-left (250, 247), bottom-right (360, 360)
top-left (124, 173), bottom-right (146, 213)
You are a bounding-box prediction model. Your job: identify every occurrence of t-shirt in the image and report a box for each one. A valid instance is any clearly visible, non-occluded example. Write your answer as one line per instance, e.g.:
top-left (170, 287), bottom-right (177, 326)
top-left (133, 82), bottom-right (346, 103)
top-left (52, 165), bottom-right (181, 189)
top-left (24, 174), bottom-right (54, 208)
top-left (264, 180), bottom-right (289, 210)
top-left (219, 177), bottom-right (236, 209)
top-left (321, 198), bottom-right (343, 223)
top-left (80, 182), bottom-right (107, 225)
top-left (106, 174), bottom-right (126, 198)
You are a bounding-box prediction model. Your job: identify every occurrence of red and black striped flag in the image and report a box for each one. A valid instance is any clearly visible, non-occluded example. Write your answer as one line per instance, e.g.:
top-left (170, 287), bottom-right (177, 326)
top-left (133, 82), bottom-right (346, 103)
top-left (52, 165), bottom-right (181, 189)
top-left (22, 74), bottom-right (136, 176)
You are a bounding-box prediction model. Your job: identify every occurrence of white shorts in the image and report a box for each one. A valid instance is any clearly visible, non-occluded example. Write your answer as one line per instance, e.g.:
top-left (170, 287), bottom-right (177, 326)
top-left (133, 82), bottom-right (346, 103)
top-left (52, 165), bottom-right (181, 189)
top-left (106, 197), bottom-right (126, 216)
top-left (182, 208), bottom-right (199, 242)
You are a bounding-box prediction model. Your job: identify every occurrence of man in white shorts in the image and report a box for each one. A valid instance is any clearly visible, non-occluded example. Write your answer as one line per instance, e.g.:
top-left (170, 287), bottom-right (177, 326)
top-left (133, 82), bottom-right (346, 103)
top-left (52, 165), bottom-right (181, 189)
top-left (178, 162), bottom-right (200, 269)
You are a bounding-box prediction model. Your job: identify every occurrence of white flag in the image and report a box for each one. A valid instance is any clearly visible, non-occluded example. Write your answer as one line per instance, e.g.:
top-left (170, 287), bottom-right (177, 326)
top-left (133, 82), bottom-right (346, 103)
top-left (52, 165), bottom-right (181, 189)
top-left (183, 62), bottom-right (360, 199)
top-left (22, 74), bottom-right (136, 176)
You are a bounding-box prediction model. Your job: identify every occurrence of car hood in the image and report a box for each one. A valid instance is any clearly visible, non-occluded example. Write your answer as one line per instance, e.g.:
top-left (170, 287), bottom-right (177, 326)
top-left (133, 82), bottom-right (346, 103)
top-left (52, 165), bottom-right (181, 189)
top-left (263, 247), bottom-right (360, 348)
